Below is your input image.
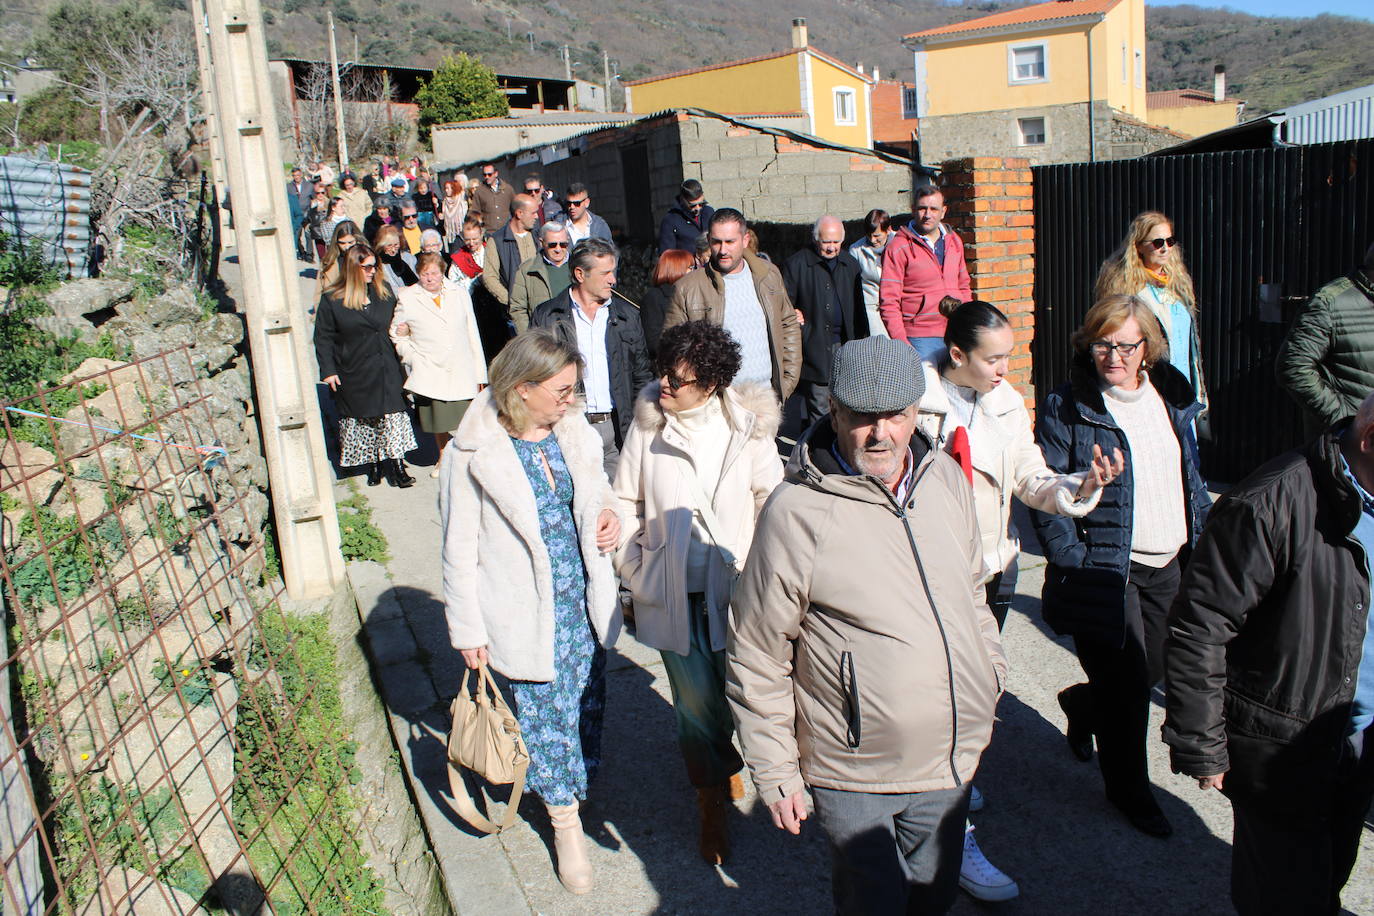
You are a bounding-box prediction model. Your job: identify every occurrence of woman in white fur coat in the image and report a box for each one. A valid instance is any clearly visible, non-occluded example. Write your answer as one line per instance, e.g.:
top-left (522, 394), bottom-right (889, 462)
top-left (612, 320), bottom-right (784, 866)
top-left (439, 329), bottom-right (621, 896)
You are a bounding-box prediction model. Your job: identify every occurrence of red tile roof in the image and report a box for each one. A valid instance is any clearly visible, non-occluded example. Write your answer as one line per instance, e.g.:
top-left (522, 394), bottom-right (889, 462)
top-left (1147, 88), bottom-right (1242, 109)
top-left (905, 0), bottom-right (1122, 40)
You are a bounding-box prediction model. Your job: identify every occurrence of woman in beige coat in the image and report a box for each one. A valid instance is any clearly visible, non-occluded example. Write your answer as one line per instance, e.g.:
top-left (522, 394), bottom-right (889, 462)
top-left (390, 252), bottom-right (488, 473)
top-left (613, 320), bottom-right (783, 866)
top-left (441, 329), bottom-right (622, 895)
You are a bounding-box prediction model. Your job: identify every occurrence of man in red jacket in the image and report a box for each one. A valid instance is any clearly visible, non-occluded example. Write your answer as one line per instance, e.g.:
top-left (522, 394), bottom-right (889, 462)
top-left (878, 185), bottom-right (972, 360)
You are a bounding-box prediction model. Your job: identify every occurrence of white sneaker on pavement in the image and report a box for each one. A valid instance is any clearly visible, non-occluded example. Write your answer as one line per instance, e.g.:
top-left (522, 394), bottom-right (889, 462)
top-left (959, 825), bottom-right (1019, 902)
top-left (968, 784), bottom-right (984, 812)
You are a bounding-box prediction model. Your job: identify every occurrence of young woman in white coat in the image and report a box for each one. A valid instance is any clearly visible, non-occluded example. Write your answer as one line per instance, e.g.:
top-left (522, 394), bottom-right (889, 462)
top-left (613, 321), bottom-right (783, 866)
top-left (391, 253), bottom-right (488, 475)
top-left (915, 298), bottom-right (1123, 903)
top-left (440, 329), bottom-right (622, 895)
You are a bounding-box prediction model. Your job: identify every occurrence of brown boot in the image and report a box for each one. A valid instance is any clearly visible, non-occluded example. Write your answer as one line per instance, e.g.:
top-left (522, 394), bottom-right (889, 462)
top-left (728, 772), bottom-right (746, 801)
top-left (696, 786), bottom-right (731, 865)
top-left (546, 801), bottom-right (593, 894)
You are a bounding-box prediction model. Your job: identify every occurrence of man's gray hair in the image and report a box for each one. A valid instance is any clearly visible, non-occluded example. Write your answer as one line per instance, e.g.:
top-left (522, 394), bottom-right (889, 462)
top-left (812, 214), bottom-right (843, 241)
top-left (539, 221), bottom-right (569, 242)
top-left (570, 237), bottom-right (618, 275)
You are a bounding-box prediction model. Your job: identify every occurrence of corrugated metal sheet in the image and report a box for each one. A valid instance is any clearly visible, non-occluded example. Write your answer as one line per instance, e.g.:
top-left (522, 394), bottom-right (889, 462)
top-left (0, 155), bottom-right (92, 277)
top-left (1284, 92), bottom-right (1374, 144)
top-left (1031, 139), bottom-right (1374, 483)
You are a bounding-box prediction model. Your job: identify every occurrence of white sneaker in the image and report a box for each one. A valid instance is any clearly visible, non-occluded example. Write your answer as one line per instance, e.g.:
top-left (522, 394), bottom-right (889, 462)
top-left (959, 826), bottom-right (1019, 902)
top-left (968, 784), bottom-right (984, 812)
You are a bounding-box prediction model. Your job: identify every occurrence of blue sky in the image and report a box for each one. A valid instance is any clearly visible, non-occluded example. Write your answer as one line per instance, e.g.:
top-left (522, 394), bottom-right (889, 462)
top-left (1147, 0), bottom-right (1372, 20)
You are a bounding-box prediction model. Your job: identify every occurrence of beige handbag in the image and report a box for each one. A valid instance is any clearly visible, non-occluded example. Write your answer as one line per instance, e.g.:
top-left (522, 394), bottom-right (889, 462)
top-left (445, 664), bottom-right (529, 833)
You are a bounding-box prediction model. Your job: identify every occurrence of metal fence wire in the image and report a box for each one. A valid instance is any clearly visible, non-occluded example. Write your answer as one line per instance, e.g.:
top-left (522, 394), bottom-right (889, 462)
top-left (0, 347), bottom-right (385, 915)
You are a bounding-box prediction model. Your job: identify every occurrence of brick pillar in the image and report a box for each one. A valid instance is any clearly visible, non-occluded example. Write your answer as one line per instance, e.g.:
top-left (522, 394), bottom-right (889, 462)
top-left (940, 157), bottom-right (1037, 412)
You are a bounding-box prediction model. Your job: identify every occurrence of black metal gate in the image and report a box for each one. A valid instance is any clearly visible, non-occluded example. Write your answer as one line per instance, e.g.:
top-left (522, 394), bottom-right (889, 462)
top-left (1031, 139), bottom-right (1374, 482)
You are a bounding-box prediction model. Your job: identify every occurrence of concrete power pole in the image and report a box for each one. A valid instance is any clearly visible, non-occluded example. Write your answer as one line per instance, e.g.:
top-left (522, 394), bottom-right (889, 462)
top-left (328, 11), bottom-right (349, 170)
top-left (562, 46), bottom-right (571, 81)
top-left (602, 51), bottom-right (611, 112)
top-left (192, 0), bottom-right (346, 600)
top-left (190, 0), bottom-right (233, 242)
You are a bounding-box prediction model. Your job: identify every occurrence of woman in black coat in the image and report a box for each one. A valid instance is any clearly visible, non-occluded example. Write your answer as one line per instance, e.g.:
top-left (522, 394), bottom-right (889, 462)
top-left (641, 249), bottom-right (695, 359)
top-left (314, 244), bottom-right (417, 488)
top-left (1031, 293), bottom-right (1210, 838)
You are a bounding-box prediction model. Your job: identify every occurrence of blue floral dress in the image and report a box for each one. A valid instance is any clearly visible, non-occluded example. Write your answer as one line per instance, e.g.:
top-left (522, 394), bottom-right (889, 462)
top-left (509, 433), bottom-right (607, 805)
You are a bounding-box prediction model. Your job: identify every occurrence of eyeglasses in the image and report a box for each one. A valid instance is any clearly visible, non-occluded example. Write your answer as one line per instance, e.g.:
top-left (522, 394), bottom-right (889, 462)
top-left (536, 382), bottom-right (577, 403)
top-left (360, 263), bottom-right (377, 272)
top-left (1145, 236), bottom-right (1178, 251)
top-left (686, 199), bottom-right (706, 211)
top-left (482, 171), bottom-right (496, 178)
top-left (403, 213), bottom-right (418, 221)
top-left (566, 197), bottom-right (589, 208)
top-left (545, 241), bottom-right (570, 248)
top-left (660, 371), bottom-right (699, 391)
top-left (1088, 339), bottom-right (1144, 358)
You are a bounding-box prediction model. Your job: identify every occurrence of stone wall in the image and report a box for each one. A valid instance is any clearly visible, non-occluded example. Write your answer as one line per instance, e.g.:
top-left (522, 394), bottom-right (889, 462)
top-left (940, 156), bottom-right (1038, 412)
top-left (920, 102), bottom-right (1182, 166)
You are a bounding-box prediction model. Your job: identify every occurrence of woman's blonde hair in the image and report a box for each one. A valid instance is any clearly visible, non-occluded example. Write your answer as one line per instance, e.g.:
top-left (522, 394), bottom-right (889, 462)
top-left (319, 220), bottom-right (359, 284)
top-left (324, 244), bottom-right (393, 310)
top-left (1072, 293), bottom-right (1167, 371)
top-left (1093, 211), bottom-right (1196, 314)
top-left (372, 224), bottom-right (402, 250)
top-left (488, 329), bottom-right (583, 434)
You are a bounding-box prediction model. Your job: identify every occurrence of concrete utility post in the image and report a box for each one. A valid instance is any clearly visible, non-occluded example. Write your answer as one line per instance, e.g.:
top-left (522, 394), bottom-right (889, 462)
top-left (192, 0), bottom-right (346, 600)
top-left (190, 3), bottom-right (233, 242)
top-left (602, 51), bottom-right (611, 112)
top-left (328, 11), bottom-right (349, 169)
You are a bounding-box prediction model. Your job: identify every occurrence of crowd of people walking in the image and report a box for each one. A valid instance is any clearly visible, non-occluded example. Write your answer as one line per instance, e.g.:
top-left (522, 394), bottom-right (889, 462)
top-left (299, 153), bottom-right (1374, 915)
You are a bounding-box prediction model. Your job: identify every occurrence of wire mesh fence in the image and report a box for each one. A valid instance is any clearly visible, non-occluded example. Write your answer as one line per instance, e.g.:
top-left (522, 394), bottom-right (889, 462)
top-left (0, 346), bottom-right (383, 915)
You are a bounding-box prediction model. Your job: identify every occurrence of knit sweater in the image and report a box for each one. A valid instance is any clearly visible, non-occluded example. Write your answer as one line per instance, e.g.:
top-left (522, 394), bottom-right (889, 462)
top-left (675, 395), bottom-right (731, 592)
top-left (1103, 377), bottom-right (1187, 567)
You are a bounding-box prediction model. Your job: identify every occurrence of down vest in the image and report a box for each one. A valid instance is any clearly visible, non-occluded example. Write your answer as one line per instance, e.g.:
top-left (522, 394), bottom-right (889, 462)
top-left (1163, 426), bottom-right (1370, 811)
top-left (727, 419), bottom-right (1007, 802)
top-left (1030, 357), bottom-right (1211, 645)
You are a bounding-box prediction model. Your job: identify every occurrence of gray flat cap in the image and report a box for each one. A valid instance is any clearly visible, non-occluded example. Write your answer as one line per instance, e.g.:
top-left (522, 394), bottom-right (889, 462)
top-left (829, 336), bottom-right (926, 413)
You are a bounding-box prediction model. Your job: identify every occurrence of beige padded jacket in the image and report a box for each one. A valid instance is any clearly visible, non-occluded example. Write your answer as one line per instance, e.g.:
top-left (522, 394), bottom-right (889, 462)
top-left (726, 421), bottom-right (1007, 803)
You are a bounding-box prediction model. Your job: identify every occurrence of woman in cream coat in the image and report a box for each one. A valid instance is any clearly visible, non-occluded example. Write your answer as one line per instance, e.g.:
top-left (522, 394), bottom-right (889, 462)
top-left (440, 329), bottom-right (622, 895)
top-left (915, 298), bottom-right (1122, 902)
top-left (613, 320), bottom-right (783, 866)
top-left (390, 252), bottom-right (487, 474)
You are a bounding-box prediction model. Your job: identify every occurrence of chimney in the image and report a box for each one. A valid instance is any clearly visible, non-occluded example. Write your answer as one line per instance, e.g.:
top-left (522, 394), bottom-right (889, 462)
top-left (857, 62), bottom-right (865, 75)
top-left (873, 66), bottom-right (881, 81)
top-left (1213, 64), bottom-right (1226, 102)
top-left (791, 18), bottom-right (808, 49)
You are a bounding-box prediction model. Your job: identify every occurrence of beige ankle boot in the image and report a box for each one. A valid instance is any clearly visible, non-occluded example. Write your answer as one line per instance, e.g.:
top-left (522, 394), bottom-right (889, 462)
top-left (546, 801), bottom-right (593, 894)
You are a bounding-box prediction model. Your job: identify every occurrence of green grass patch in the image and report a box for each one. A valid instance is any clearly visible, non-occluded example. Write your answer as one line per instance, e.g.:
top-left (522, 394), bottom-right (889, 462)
top-left (234, 608), bottom-right (385, 915)
top-left (336, 484), bottom-right (389, 564)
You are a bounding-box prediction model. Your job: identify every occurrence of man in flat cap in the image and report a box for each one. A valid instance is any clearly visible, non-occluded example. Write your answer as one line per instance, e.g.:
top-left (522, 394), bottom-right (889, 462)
top-left (727, 336), bottom-right (1007, 915)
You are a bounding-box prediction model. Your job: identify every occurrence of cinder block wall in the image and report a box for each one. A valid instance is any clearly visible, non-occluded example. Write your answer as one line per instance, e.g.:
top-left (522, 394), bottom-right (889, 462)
top-left (941, 156), bottom-right (1038, 413)
top-left (689, 118), bottom-right (911, 225)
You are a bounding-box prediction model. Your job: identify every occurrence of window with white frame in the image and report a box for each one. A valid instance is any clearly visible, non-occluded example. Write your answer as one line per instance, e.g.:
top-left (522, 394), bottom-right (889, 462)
top-left (833, 88), bottom-right (856, 125)
top-left (1008, 42), bottom-right (1047, 83)
top-left (902, 86), bottom-right (919, 119)
top-left (1018, 117), bottom-right (1046, 146)
top-left (1134, 49), bottom-right (1143, 88)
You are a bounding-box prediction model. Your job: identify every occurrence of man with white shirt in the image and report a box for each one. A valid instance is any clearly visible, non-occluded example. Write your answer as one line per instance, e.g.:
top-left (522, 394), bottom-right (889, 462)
top-left (561, 182), bottom-right (613, 244)
top-left (530, 237), bottom-right (652, 476)
top-left (664, 208), bottom-right (800, 402)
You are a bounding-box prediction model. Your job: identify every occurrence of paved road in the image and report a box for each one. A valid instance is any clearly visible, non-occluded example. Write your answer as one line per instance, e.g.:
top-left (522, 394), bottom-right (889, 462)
top-left (292, 262), bottom-right (1374, 915)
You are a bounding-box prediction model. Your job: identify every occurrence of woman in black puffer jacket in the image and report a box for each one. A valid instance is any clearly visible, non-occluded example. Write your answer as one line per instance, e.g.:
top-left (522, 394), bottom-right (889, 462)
top-left (1031, 293), bottom-right (1210, 839)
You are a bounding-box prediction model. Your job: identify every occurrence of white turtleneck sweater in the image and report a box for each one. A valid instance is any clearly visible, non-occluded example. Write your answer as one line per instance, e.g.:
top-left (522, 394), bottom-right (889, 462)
top-left (1102, 376), bottom-right (1187, 567)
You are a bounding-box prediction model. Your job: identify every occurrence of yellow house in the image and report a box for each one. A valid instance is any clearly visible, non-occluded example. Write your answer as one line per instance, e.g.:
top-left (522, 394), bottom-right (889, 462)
top-left (902, 0), bottom-right (1179, 164)
top-left (624, 19), bottom-right (874, 149)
